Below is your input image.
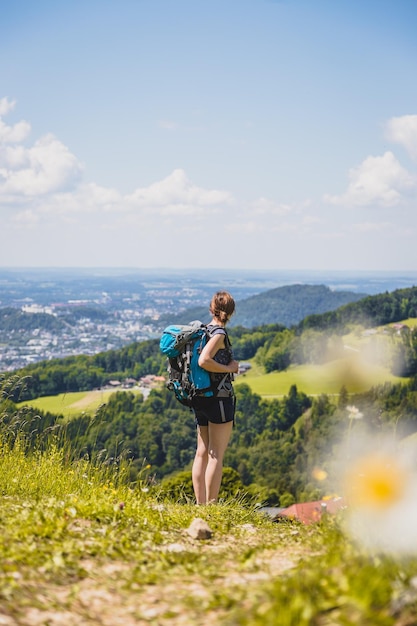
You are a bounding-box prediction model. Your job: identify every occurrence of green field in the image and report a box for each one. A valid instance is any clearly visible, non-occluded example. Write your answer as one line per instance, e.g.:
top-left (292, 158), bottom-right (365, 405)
top-left (16, 389), bottom-right (139, 419)
top-left (236, 354), bottom-right (403, 397)
top-left (235, 320), bottom-right (414, 397)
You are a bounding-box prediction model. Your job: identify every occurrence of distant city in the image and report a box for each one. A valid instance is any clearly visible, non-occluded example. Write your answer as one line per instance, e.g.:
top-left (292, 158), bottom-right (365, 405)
top-left (1, 267), bottom-right (417, 372)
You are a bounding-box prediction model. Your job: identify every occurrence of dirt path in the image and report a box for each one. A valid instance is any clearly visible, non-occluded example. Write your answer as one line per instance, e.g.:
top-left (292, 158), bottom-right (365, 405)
top-left (68, 390), bottom-right (111, 410)
top-left (2, 530), bottom-right (305, 625)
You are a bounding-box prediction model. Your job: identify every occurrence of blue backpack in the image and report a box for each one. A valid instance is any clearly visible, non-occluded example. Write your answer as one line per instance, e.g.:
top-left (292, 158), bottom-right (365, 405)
top-left (159, 321), bottom-right (217, 407)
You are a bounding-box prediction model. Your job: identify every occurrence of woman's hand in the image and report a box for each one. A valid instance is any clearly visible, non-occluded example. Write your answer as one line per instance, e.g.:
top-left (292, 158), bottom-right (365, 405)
top-left (198, 333), bottom-right (238, 373)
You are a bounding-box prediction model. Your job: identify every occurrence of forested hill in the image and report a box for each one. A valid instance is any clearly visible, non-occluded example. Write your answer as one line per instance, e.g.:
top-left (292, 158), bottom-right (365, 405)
top-left (0, 307), bottom-right (66, 333)
top-left (298, 284), bottom-right (417, 331)
top-left (158, 284), bottom-right (366, 328)
top-left (0, 305), bottom-right (110, 331)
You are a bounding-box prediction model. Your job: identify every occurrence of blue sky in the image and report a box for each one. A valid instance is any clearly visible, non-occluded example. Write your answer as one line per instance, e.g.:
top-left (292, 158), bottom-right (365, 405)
top-left (1, 0), bottom-right (417, 270)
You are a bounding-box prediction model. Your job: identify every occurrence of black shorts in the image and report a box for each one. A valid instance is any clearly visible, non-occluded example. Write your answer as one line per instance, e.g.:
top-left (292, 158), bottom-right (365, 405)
top-left (192, 395), bottom-right (235, 427)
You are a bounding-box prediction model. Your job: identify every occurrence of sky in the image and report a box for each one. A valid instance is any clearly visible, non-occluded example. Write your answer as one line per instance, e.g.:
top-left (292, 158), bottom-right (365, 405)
top-left (1, 0), bottom-right (417, 271)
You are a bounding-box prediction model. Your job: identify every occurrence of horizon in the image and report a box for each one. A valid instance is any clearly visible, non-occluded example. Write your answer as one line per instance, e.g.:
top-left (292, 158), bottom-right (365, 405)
top-left (1, 266), bottom-right (417, 274)
top-left (1, 266), bottom-right (417, 298)
top-left (2, 266), bottom-right (417, 274)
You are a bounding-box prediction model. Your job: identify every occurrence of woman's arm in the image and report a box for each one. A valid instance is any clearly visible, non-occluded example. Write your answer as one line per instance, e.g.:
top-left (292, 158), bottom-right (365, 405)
top-left (198, 333), bottom-right (239, 373)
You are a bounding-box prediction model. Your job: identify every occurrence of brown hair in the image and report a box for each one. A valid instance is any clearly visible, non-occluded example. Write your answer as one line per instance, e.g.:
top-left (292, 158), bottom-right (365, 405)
top-left (209, 291), bottom-right (235, 324)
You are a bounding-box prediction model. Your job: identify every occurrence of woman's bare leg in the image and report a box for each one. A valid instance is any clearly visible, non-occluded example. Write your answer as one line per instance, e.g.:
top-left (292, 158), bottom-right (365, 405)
top-left (205, 421), bottom-right (233, 503)
top-left (192, 425), bottom-right (209, 504)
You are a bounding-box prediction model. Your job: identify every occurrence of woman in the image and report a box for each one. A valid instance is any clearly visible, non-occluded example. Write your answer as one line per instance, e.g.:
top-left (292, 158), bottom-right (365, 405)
top-left (191, 291), bottom-right (239, 504)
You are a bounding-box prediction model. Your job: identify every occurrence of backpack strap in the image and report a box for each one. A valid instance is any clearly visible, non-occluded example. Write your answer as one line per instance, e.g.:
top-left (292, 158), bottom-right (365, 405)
top-left (206, 324), bottom-right (230, 343)
top-left (206, 325), bottom-right (234, 397)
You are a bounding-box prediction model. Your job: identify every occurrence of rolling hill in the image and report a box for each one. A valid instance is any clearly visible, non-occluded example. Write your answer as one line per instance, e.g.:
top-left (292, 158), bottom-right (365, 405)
top-left (157, 284), bottom-right (367, 328)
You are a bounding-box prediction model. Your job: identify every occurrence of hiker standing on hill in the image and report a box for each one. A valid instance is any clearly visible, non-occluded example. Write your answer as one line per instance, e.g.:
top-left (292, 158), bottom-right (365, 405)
top-left (191, 291), bottom-right (239, 504)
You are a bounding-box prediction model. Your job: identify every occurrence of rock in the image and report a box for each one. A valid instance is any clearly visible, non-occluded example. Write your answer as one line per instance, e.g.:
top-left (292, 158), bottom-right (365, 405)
top-left (186, 517), bottom-right (213, 540)
top-left (165, 543), bottom-right (187, 553)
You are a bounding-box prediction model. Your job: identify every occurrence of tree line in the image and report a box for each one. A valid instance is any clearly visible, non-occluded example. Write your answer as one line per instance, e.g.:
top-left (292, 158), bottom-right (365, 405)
top-left (298, 286), bottom-right (417, 331)
top-left (3, 371), bottom-right (417, 506)
top-left (256, 286), bottom-right (417, 377)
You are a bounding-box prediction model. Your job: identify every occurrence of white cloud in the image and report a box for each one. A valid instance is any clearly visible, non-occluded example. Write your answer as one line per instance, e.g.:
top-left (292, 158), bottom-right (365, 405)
top-left (226, 219), bottom-right (298, 234)
top-left (385, 114), bottom-right (417, 160)
top-left (0, 100), bottom-right (233, 231)
top-left (226, 221), bottom-right (264, 234)
top-left (225, 199), bottom-right (318, 236)
top-left (7, 166), bottom-right (233, 228)
top-left (252, 197), bottom-right (292, 215)
top-left (33, 183), bottom-right (123, 216)
top-left (324, 151), bottom-right (415, 208)
top-left (316, 231), bottom-right (344, 240)
top-left (0, 118), bottom-right (31, 143)
top-left (0, 97), bottom-right (16, 117)
top-left (0, 100), bottom-right (82, 200)
top-left (0, 133), bottom-right (82, 197)
top-left (302, 215), bottom-right (321, 225)
top-left (11, 208), bottom-right (40, 225)
top-left (1, 99), bottom-right (318, 241)
top-left (0, 97), bottom-right (31, 144)
top-left (76, 182), bottom-right (122, 210)
top-left (351, 221), bottom-right (392, 233)
top-left (0, 145), bottom-right (30, 169)
top-left (126, 168), bottom-right (233, 216)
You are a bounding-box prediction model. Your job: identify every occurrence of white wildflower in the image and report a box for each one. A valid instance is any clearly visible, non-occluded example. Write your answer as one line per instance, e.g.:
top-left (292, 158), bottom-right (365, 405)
top-left (337, 433), bottom-right (417, 554)
top-left (346, 405), bottom-right (363, 420)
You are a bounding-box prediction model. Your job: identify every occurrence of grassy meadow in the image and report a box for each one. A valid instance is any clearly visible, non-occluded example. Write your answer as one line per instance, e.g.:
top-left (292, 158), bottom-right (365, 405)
top-left (1, 426), bottom-right (417, 625)
top-left (237, 355), bottom-right (403, 397)
top-left (16, 388), bottom-right (143, 419)
top-left (237, 321), bottom-right (412, 397)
